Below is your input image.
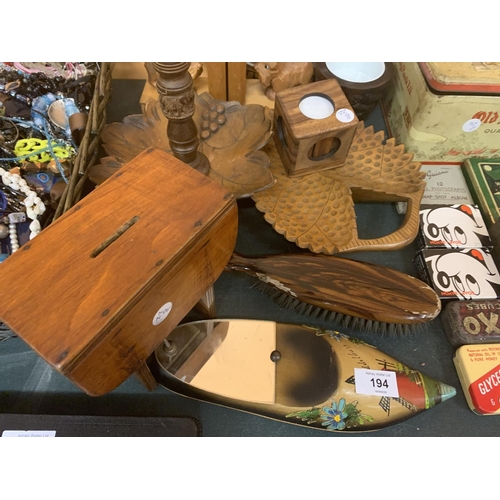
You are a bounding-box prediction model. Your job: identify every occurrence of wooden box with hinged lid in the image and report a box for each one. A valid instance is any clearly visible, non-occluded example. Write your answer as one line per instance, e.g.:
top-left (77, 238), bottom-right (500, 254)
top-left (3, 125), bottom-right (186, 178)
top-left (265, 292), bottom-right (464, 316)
top-left (0, 148), bottom-right (238, 396)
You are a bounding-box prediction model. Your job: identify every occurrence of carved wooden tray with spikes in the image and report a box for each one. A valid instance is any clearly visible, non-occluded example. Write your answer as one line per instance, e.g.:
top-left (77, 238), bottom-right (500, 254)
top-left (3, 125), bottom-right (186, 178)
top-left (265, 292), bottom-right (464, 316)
top-left (252, 122), bottom-right (426, 254)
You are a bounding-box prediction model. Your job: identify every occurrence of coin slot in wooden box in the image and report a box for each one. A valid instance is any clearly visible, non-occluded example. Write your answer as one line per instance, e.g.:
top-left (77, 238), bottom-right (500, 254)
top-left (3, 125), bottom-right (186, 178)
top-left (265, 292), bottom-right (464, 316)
top-left (90, 215), bottom-right (139, 258)
top-left (0, 148), bottom-right (238, 396)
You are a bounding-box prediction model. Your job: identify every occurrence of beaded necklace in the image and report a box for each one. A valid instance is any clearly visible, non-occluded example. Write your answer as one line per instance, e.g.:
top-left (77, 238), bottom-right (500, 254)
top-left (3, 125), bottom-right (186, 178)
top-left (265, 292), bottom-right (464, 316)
top-left (0, 166), bottom-right (45, 252)
top-left (0, 64), bottom-right (90, 257)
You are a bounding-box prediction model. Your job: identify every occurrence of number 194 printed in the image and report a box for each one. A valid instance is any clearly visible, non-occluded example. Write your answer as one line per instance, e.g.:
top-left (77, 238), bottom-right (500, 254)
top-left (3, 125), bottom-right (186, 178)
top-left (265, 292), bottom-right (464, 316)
top-left (354, 368), bottom-right (400, 398)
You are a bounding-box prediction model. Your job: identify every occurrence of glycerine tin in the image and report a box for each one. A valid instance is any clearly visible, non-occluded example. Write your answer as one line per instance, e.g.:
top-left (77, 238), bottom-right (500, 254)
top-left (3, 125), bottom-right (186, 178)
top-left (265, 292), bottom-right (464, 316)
top-left (454, 344), bottom-right (500, 415)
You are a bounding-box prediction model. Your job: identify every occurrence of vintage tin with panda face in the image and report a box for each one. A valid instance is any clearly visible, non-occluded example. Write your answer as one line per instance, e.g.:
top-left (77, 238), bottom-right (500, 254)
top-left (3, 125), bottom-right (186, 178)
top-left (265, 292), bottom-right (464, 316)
top-left (417, 204), bottom-right (492, 250)
top-left (413, 247), bottom-right (500, 300)
top-left (454, 344), bottom-right (500, 415)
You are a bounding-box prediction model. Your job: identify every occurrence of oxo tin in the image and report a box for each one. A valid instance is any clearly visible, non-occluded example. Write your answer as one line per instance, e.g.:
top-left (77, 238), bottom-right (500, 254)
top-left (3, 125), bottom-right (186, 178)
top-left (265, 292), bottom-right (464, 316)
top-left (454, 344), bottom-right (500, 415)
top-left (442, 299), bottom-right (500, 347)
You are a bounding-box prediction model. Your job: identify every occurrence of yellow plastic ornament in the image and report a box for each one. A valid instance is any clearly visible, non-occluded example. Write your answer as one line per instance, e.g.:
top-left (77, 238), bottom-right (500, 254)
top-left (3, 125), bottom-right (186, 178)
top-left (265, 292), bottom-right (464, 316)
top-left (14, 138), bottom-right (73, 163)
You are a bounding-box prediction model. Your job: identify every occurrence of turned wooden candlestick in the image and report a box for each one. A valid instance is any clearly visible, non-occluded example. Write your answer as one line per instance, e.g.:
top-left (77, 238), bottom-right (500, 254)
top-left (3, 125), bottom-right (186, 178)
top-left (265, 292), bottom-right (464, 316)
top-left (153, 63), bottom-right (216, 321)
top-left (153, 62), bottom-right (210, 175)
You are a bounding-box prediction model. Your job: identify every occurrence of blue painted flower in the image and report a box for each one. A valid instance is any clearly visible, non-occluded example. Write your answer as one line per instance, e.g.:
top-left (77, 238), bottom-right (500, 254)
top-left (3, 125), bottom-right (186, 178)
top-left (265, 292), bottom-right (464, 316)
top-left (321, 399), bottom-right (348, 430)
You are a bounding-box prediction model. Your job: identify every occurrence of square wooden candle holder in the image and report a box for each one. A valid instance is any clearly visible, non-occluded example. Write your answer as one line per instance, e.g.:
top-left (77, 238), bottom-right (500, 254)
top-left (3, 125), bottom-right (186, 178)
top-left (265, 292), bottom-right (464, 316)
top-left (273, 79), bottom-right (359, 177)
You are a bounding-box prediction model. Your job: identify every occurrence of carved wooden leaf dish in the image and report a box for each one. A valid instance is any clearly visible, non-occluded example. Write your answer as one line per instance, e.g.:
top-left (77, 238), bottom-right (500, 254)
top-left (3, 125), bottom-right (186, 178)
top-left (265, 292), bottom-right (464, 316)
top-left (89, 95), bottom-right (275, 198)
top-left (252, 122), bottom-right (426, 254)
top-left (97, 100), bottom-right (171, 162)
top-left (194, 93), bottom-right (275, 197)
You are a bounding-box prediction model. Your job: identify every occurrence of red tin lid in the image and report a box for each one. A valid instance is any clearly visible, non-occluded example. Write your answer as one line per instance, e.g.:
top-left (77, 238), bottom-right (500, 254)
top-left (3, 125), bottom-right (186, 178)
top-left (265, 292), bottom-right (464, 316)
top-left (419, 62), bottom-right (500, 95)
top-left (454, 344), bottom-right (500, 415)
top-left (468, 363), bottom-right (500, 414)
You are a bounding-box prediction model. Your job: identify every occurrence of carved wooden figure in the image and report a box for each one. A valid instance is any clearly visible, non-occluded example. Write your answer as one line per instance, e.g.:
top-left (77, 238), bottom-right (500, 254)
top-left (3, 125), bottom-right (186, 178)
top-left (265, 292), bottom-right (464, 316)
top-left (273, 79), bottom-right (359, 177)
top-left (254, 62), bottom-right (314, 100)
top-left (153, 62), bottom-right (210, 175)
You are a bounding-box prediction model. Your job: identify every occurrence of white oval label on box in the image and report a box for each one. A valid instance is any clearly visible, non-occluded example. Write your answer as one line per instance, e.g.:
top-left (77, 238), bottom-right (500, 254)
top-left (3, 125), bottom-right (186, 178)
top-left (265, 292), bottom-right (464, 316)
top-left (152, 302), bottom-right (173, 326)
top-left (336, 108), bottom-right (355, 123)
top-left (462, 119), bottom-right (482, 133)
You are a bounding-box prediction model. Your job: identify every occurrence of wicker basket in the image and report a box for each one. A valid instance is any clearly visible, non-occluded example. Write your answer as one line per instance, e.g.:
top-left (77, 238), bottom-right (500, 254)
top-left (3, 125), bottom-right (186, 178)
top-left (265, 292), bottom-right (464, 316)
top-left (53, 62), bottom-right (113, 220)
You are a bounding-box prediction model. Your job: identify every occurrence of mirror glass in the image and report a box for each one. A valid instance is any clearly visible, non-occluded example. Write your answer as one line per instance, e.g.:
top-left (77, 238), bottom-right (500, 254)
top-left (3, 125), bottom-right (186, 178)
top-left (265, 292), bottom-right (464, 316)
top-left (156, 320), bottom-right (276, 404)
top-left (155, 319), bottom-right (337, 406)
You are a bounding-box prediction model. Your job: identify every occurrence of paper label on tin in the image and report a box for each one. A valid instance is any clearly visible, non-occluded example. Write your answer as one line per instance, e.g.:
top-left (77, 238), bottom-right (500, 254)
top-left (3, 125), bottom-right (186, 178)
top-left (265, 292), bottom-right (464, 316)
top-left (336, 108), bottom-right (355, 123)
top-left (462, 119), bottom-right (482, 132)
top-left (354, 368), bottom-right (399, 397)
top-left (152, 302), bottom-right (172, 326)
top-left (2, 430), bottom-right (56, 437)
top-left (469, 362), bottom-right (500, 413)
top-left (420, 164), bottom-right (473, 205)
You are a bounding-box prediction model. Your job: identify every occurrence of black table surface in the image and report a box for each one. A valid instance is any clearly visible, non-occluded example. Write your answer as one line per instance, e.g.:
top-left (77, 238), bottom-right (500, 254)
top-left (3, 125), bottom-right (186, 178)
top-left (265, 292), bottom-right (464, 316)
top-left (0, 79), bottom-right (497, 437)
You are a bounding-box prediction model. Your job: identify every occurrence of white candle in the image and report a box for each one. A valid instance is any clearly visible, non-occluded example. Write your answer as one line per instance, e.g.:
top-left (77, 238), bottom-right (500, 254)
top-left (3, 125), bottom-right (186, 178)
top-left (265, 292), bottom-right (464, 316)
top-left (326, 62), bottom-right (385, 83)
top-left (299, 95), bottom-right (334, 120)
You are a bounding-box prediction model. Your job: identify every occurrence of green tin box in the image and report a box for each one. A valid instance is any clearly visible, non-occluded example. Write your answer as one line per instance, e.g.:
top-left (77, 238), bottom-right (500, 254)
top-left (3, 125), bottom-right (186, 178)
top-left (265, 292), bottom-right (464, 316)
top-left (462, 158), bottom-right (500, 227)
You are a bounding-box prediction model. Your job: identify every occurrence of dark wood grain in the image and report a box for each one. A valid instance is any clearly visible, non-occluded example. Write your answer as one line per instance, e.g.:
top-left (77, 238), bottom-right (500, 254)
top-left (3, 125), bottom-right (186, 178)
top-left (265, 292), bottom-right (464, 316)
top-left (153, 62), bottom-right (210, 175)
top-left (314, 62), bottom-right (394, 120)
top-left (226, 252), bottom-right (441, 326)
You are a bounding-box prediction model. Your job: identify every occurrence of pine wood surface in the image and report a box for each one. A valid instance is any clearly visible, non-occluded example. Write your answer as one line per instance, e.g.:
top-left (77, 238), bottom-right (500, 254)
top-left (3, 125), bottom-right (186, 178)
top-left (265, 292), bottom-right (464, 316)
top-left (206, 62), bottom-right (227, 101)
top-left (227, 62), bottom-right (247, 103)
top-left (206, 63), bottom-right (247, 104)
top-left (0, 149), bottom-right (238, 395)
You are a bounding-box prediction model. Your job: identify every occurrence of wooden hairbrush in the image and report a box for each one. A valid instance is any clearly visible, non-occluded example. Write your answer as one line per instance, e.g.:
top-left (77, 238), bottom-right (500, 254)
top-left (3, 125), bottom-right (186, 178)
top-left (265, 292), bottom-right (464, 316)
top-left (225, 252), bottom-right (441, 335)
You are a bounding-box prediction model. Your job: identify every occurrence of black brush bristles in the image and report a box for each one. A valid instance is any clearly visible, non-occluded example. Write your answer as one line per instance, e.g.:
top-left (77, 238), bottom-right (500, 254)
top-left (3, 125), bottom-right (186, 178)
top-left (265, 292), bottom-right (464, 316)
top-left (252, 280), bottom-right (422, 337)
top-left (0, 323), bottom-right (16, 342)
